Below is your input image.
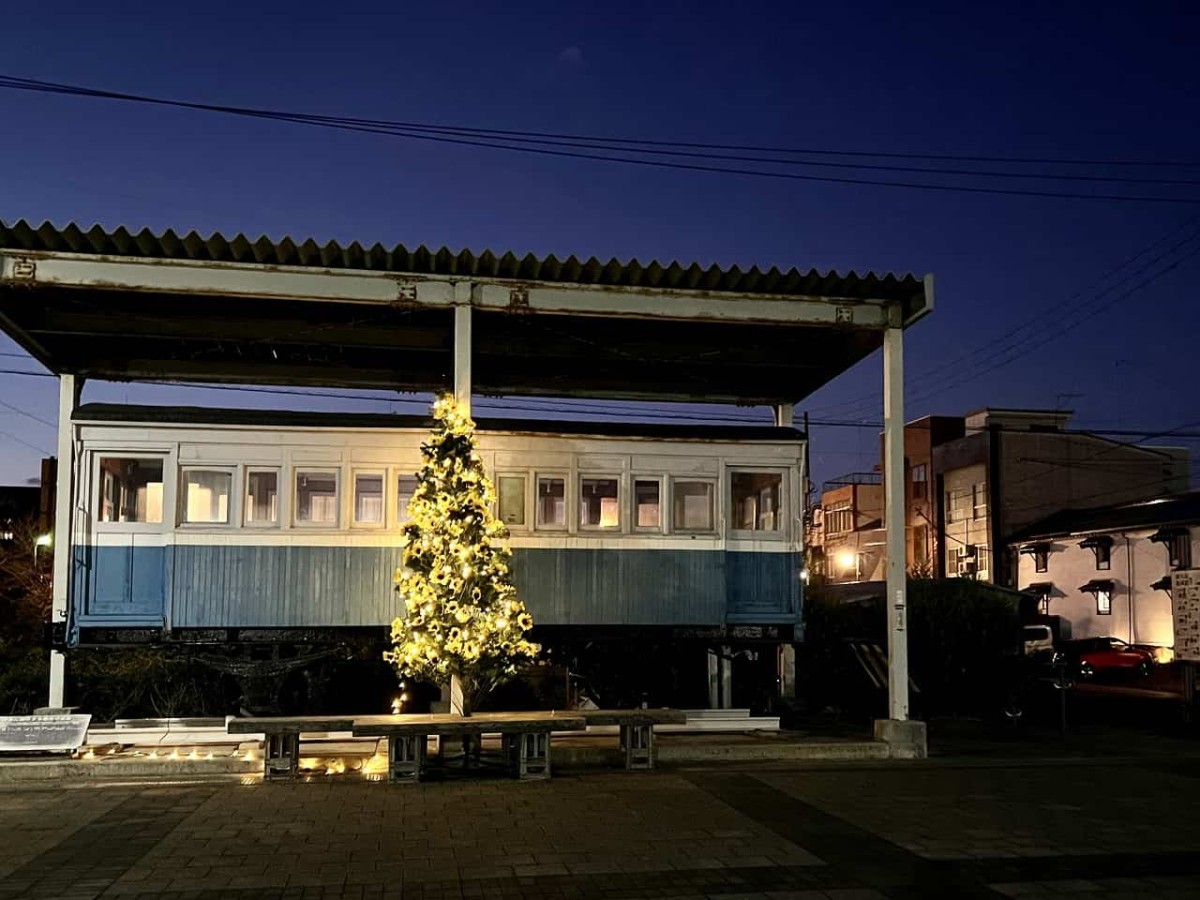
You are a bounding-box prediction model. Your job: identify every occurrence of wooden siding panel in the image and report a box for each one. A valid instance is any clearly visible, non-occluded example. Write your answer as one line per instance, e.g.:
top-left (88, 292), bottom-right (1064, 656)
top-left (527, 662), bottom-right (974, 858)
top-left (510, 548), bottom-right (725, 625)
top-left (725, 551), bottom-right (800, 621)
top-left (101, 546), bottom-right (797, 629)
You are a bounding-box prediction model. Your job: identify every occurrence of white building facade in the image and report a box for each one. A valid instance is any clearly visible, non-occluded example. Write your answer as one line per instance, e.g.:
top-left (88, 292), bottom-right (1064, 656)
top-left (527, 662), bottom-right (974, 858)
top-left (1010, 494), bottom-right (1200, 651)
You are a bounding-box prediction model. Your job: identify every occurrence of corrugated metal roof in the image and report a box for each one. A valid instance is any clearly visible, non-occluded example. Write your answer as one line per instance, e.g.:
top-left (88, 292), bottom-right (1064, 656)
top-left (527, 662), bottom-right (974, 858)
top-left (0, 219), bottom-right (923, 301)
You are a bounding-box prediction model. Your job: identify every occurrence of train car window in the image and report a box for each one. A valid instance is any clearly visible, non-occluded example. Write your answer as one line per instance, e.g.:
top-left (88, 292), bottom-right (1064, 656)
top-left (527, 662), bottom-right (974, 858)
top-left (97, 457), bottom-right (164, 524)
top-left (730, 471), bottom-right (784, 533)
top-left (634, 479), bottom-right (661, 530)
top-left (295, 470), bottom-right (339, 526)
top-left (181, 469), bottom-right (232, 525)
top-left (354, 472), bottom-right (385, 525)
top-left (498, 475), bottom-right (527, 527)
top-left (244, 469), bottom-right (279, 525)
top-left (580, 477), bottom-right (620, 529)
top-left (397, 474), bottom-right (419, 522)
top-left (536, 476), bottom-right (567, 529)
top-left (672, 480), bottom-right (715, 532)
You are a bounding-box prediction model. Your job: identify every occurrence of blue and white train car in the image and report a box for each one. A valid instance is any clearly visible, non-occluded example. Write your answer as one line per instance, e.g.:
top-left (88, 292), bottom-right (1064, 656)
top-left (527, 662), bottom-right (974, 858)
top-left (68, 405), bottom-right (804, 655)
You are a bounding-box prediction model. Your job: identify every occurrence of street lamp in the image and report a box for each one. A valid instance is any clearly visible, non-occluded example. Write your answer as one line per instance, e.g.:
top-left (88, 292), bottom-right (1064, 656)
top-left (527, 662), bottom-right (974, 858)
top-left (34, 532), bottom-right (52, 566)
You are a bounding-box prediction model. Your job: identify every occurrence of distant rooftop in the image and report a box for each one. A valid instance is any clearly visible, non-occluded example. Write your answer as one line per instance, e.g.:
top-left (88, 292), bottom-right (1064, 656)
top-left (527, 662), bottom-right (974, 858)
top-left (1009, 491), bottom-right (1200, 543)
top-left (964, 408), bottom-right (1074, 431)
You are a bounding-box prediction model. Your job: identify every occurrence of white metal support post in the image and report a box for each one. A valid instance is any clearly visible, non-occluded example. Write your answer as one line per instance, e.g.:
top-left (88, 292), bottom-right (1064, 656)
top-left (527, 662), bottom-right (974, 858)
top-left (882, 324), bottom-right (908, 721)
top-left (773, 404), bottom-right (795, 428)
top-left (48, 374), bottom-right (81, 708)
top-left (450, 290), bottom-right (473, 717)
top-left (875, 317), bottom-right (926, 757)
top-left (453, 289), bottom-right (473, 417)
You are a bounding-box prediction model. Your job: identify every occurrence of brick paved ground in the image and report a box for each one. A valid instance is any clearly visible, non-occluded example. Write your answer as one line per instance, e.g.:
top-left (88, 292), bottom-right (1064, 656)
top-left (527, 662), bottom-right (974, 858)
top-left (4, 754), bottom-right (1200, 899)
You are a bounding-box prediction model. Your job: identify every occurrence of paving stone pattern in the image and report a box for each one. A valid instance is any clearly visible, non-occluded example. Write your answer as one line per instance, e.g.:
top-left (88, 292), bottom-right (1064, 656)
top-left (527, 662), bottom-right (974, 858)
top-left (2, 760), bottom-right (1200, 899)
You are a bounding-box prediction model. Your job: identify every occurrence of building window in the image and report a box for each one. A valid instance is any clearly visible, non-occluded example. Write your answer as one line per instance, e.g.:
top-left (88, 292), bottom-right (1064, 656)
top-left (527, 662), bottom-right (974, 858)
top-left (672, 480), bottom-right (715, 532)
top-left (497, 475), bottom-right (526, 527)
top-left (826, 502), bottom-right (853, 534)
top-left (634, 478), bottom-right (661, 530)
top-left (579, 477), bottom-right (620, 529)
top-left (972, 481), bottom-right (987, 520)
top-left (1081, 536), bottom-right (1113, 571)
top-left (911, 464), bottom-right (927, 500)
top-left (731, 471), bottom-right (783, 532)
top-left (181, 469), bottom-right (232, 524)
top-left (1020, 543), bottom-right (1050, 573)
top-left (98, 457), bottom-right (164, 524)
top-left (536, 476), bottom-right (567, 529)
top-left (1150, 528), bottom-right (1192, 571)
top-left (1079, 579), bottom-right (1115, 616)
top-left (245, 469), bottom-right (279, 525)
top-left (1170, 534), bottom-right (1192, 570)
top-left (397, 474), bottom-right (419, 522)
top-left (353, 472), bottom-right (385, 525)
top-left (946, 489), bottom-right (970, 525)
top-left (295, 471), bottom-right (339, 526)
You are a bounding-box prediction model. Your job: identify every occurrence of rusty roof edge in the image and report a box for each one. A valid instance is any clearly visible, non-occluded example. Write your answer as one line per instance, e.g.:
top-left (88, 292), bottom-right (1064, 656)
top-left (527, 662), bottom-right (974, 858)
top-left (0, 218), bottom-right (926, 302)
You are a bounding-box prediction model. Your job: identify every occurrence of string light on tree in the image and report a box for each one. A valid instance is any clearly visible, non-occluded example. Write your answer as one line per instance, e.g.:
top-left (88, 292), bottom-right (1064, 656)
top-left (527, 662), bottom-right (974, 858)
top-left (384, 395), bottom-right (539, 714)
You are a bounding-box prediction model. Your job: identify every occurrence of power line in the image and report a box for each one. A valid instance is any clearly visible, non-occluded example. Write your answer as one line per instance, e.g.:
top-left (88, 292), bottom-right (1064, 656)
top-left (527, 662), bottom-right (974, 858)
top-left (822, 229), bottom-right (1200, 419)
top-left (4, 74), bottom-right (1199, 169)
top-left (808, 215), bottom-right (1200, 417)
top-left (0, 397), bottom-right (55, 428)
top-left (0, 368), bottom-right (52, 378)
top-left (3, 75), bottom-right (1200, 205)
top-left (0, 426), bottom-right (51, 455)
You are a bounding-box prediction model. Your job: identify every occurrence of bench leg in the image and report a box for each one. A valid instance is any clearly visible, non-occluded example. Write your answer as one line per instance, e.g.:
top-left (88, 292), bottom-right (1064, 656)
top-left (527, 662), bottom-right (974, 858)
top-left (264, 732), bottom-right (299, 781)
top-left (388, 734), bottom-right (427, 784)
top-left (509, 731), bottom-right (551, 781)
top-left (621, 724), bottom-right (655, 771)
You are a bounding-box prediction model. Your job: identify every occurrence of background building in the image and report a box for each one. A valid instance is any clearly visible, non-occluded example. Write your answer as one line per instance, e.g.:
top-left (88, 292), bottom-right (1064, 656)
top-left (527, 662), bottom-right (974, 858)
top-left (933, 409), bottom-right (1189, 587)
top-left (1009, 492), bottom-right (1200, 651)
top-left (811, 473), bottom-right (885, 583)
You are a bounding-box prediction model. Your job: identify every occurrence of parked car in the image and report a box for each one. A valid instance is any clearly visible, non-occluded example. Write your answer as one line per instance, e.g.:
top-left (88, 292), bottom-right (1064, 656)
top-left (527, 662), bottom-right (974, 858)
top-left (1056, 637), bottom-right (1155, 679)
top-left (1022, 624), bottom-right (1055, 658)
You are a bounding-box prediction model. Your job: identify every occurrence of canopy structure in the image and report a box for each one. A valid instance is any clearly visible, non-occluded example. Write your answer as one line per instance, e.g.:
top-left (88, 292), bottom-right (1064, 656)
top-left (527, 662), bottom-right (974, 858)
top-left (0, 218), bottom-right (930, 742)
top-left (0, 220), bottom-right (931, 403)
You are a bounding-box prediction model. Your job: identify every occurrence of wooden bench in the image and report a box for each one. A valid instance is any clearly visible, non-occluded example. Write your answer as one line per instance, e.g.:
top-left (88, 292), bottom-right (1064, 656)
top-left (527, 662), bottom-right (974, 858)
top-left (575, 709), bottom-right (687, 770)
top-left (227, 715), bottom-right (356, 781)
top-left (353, 711), bottom-right (586, 783)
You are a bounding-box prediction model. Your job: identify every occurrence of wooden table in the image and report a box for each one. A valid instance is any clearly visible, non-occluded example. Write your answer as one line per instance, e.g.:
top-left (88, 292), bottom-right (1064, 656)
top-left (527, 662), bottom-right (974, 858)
top-left (353, 712), bottom-right (586, 783)
top-left (227, 715), bottom-right (356, 781)
top-left (574, 709), bottom-right (687, 770)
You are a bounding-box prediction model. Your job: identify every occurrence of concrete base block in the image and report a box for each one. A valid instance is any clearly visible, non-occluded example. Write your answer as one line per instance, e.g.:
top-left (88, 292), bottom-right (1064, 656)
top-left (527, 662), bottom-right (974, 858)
top-left (873, 718), bottom-right (928, 759)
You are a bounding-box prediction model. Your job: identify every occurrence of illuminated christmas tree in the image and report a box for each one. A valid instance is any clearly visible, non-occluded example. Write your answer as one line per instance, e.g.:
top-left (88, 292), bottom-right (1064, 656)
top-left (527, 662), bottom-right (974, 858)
top-left (384, 395), bottom-right (539, 715)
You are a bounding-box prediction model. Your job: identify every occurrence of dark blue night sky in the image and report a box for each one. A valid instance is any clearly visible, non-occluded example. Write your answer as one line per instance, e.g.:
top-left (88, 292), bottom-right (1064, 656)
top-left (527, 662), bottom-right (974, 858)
top-left (1, 1), bottom-right (1198, 487)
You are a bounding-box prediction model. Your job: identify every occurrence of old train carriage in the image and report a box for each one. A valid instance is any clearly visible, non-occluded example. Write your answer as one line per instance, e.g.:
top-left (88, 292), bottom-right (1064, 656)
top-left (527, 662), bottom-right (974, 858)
top-left (69, 405), bottom-right (804, 674)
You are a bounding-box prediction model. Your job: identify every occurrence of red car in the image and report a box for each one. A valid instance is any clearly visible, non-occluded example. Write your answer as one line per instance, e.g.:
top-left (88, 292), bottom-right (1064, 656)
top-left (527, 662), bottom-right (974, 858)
top-left (1059, 637), bottom-right (1155, 678)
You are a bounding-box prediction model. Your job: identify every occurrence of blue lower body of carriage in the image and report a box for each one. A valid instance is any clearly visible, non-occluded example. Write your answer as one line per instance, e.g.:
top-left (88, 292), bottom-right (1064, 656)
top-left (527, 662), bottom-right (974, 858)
top-left (70, 545), bottom-right (801, 637)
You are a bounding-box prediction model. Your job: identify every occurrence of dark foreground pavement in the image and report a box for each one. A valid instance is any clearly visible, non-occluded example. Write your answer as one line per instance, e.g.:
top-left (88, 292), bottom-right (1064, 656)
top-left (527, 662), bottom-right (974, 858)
top-left (5, 743), bottom-right (1200, 900)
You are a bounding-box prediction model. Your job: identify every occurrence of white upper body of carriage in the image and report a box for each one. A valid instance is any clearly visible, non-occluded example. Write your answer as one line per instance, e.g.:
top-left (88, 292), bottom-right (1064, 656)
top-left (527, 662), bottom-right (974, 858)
top-left (69, 409), bottom-right (805, 636)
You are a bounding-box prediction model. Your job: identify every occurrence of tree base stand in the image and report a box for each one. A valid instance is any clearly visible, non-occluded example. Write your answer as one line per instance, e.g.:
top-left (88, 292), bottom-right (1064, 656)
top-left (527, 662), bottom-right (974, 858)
top-left (503, 731), bottom-right (551, 780)
top-left (388, 734), bottom-right (428, 783)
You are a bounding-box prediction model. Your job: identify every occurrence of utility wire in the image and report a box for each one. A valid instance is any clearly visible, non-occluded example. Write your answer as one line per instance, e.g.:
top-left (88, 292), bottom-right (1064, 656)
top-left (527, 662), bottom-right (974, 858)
top-left (821, 227), bottom-right (1200, 419)
top-left (2, 75), bottom-right (1199, 205)
top-left (4, 74), bottom-right (1199, 169)
top-left (808, 215), bottom-right (1200, 416)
